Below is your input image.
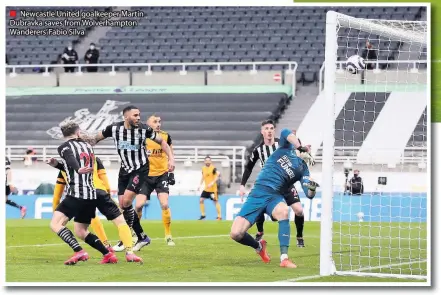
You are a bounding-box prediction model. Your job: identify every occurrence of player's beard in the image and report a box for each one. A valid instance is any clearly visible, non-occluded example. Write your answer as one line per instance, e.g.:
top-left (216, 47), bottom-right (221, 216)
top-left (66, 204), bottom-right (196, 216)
top-left (129, 119), bottom-right (139, 128)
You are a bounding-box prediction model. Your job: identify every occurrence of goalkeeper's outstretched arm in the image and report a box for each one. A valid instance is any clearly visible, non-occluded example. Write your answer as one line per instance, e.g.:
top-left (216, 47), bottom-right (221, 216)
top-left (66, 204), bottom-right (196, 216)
top-left (280, 128), bottom-right (310, 153)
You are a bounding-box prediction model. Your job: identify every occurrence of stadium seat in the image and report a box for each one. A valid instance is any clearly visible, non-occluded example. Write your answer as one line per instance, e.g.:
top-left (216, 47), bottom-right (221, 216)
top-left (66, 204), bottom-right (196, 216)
top-left (6, 6), bottom-right (425, 80)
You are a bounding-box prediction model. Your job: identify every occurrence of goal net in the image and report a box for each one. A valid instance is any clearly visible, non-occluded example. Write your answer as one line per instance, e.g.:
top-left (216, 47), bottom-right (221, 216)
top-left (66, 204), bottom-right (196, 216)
top-left (320, 11), bottom-right (428, 280)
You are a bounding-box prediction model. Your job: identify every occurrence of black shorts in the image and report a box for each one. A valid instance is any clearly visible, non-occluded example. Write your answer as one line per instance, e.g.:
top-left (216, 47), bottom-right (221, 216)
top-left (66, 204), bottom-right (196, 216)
top-left (201, 190), bottom-right (218, 201)
top-left (283, 186), bottom-right (300, 206)
top-left (55, 195), bottom-right (98, 225)
top-left (118, 165), bottom-right (149, 196)
top-left (139, 172), bottom-right (169, 198)
top-left (96, 189), bottom-right (122, 221)
top-left (6, 185), bottom-right (10, 196)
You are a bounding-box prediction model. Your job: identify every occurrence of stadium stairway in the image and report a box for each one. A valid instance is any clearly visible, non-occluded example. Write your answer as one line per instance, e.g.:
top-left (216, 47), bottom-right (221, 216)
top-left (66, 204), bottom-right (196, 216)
top-left (74, 7), bottom-right (131, 59)
top-left (275, 85), bottom-right (319, 136)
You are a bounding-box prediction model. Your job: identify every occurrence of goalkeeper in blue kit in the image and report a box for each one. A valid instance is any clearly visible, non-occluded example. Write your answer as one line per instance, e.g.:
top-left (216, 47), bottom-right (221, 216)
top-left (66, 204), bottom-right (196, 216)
top-left (229, 129), bottom-right (319, 268)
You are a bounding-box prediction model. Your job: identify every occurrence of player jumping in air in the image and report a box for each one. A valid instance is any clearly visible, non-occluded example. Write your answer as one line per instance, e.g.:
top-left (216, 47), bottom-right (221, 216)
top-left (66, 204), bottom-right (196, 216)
top-left (114, 114), bottom-right (176, 250)
top-left (50, 121), bottom-right (141, 265)
top-left (230, 129), bottom-right (318, 268)
top-left (81, 105), bottom-right (175, 252)
top-left (5, 157), bottom-right (27, 218)
top-left (48, 155), bottom-right (137, 253)
top-left (239, 120), bottom-right (315, 247)
top-left (198, 156), bottom-right (222, 220)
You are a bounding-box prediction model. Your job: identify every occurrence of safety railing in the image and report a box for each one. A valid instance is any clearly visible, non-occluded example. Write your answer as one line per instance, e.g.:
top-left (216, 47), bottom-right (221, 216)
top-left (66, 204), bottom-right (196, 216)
top-left (6, 61), bottom-right (298, 93)
top-left (318, 59), bottom-right (428, 93)
top-left (6, 145), bottom-right (247, 181)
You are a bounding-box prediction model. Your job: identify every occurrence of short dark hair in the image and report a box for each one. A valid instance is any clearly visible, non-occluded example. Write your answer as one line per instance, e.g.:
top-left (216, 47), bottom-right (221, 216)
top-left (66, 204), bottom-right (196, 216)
top-left (205, 156), bottom-right (211, 160)
top-left (123, 105), bottom-right (139, 115)
top-left (261, 119), bottom-right (275, 127)
top-left (60, 121), bottom-right (80, 137)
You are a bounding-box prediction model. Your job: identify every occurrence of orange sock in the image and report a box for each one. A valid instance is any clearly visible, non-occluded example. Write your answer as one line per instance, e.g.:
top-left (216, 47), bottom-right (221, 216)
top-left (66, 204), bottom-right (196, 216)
top-left (117, 224), bottom-right (133, 253)
top-left (200, 203), bottom-right (205, 216)
top-left (215, 202), bottom-right (221, 218)
top-left (162, 208), bottom-right (172, 236)
top-left (91, 217), bottom-right (110, 247)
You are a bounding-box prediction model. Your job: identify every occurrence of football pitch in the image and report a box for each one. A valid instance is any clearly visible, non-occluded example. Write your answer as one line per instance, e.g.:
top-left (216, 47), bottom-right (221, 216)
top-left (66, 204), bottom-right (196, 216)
top-left (6, 220), bottom-right (427, 283)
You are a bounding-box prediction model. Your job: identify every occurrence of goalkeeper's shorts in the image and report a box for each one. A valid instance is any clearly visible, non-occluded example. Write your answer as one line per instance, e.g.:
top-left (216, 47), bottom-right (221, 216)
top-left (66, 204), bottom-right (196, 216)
top-left (237, 187), bottom-right (284, 225)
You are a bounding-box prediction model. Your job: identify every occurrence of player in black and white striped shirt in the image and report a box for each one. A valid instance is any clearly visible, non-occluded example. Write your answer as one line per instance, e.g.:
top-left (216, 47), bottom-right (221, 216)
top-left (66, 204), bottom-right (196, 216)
top-left (239, 119), bottom-right (314, 247)
top-left (84, 105), bottom-right (175, 251)
top-left (51, 121), bottom-right (119, 265)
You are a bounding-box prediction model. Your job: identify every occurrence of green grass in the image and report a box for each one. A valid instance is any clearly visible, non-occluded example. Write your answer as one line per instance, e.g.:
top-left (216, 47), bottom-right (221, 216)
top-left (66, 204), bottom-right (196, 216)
top-left (6, 220), bottom-right (427, 283)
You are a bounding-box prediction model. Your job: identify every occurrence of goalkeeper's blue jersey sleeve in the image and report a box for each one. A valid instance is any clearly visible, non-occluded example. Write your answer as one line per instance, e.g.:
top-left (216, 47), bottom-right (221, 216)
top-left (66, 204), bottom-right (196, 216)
top-left (254, 145), bottom-right (310, 196)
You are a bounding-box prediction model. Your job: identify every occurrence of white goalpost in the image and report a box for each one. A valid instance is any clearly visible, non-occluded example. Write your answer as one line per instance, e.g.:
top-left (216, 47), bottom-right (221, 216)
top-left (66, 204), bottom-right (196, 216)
top-left (320, 11), bottom-right (428, 280)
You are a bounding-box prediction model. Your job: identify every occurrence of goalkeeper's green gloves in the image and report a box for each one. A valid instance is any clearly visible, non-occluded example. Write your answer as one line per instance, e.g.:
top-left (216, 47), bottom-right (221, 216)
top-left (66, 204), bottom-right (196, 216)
top-left (303, 180), bottom-right (320, 192)
top-left (299, 151), bottom-right (315, 167)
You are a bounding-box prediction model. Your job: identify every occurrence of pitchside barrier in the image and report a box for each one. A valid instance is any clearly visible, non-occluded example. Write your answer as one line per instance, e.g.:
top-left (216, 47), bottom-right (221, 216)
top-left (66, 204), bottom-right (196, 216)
top-left (6, 193), bottom-right (427, 223)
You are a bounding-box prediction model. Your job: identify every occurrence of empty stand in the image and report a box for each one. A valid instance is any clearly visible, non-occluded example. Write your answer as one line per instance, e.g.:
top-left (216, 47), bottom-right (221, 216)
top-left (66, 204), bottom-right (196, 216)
top-left (6, 92), bottom-right (289, 148)
top-left (6, 6), bottom-right (425, 80)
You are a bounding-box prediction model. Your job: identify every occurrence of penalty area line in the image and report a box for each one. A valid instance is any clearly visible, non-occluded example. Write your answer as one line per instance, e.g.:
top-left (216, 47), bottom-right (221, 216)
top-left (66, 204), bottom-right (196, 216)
top-left (7, 234), bottom-right (231, 248)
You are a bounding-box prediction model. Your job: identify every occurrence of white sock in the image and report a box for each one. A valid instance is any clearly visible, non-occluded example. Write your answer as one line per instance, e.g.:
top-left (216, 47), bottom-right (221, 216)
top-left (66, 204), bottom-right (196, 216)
top-left (257, 241), bottom-right (263, 251)
top-left (280, 253), bottom-right (288, 262)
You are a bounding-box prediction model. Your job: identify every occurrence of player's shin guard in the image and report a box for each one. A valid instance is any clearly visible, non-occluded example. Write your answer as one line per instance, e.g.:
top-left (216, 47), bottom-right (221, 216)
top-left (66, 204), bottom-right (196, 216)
top-left (255, 212), bottom-right (265, 234)
top-left (91, 217), bottom-right (110, 247)
top-left (278, 219), bottom-right (290, 257)
top-left (200, 203), bottom-right (205, 216)
top-left (122, 205), bottom-right (136, 228)
top-left (295, 214), bottom-right (304, 238)
top-left (6, 199), bottom-right (22, 209)
top-left (132, 209), bottom-right (147, 240)
top-left (85, 233), bottom-right (109, 255)
top-left (117, 224), bottom-right (134, 253)
top-left (57, 227), bottom-right (83, 252)
top-left (237, 232), bottom-right (260, 249)
top-left (162, 208), bottom-right (171, 236)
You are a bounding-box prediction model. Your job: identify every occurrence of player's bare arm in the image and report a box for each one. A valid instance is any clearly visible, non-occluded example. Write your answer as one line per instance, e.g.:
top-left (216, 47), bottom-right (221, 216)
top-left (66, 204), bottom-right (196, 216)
top-left (153, 135), bottom-right (175, 172)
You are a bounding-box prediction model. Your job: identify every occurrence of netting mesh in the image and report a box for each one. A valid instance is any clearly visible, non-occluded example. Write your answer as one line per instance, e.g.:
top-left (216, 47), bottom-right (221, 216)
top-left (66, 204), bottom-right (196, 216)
top-left (330, 14), bottom-right (428, 279)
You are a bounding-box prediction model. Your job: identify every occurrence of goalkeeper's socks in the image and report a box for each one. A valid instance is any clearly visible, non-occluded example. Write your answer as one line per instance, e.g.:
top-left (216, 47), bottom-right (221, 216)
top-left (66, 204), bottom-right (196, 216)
top-left (237, 232), bottom-right (260, 249)
top-left (278, 219), bottom-right (290, 255)
top-left (280, 253), bottom-right (289, 262)
top-left (295, 214), bottom-right (305, 238)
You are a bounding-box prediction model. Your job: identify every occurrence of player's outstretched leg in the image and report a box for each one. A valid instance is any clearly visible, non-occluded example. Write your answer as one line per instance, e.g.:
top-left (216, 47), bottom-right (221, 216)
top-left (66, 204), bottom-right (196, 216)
top-left (271, 202), bottom-right (297, 268)
top-left (230, 216), bottom-right (270, 263)
top-left (6, 199), bottom-right (27, 218)
top-left (291, 202), bottom-right (305, 247)
top-left (74, 222), bottom-right (118, 264)
top-left (50, 212), bottom-right (89, 265)
top-left (254, 212), bottom-right (265, 241)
